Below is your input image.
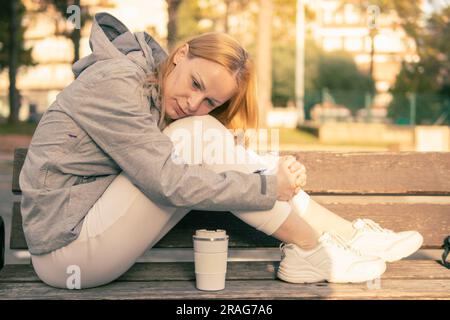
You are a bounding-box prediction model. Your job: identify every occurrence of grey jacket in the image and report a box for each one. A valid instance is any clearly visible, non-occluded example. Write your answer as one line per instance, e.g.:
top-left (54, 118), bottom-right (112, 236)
top-left (19, 12), bottom-right (278, 256)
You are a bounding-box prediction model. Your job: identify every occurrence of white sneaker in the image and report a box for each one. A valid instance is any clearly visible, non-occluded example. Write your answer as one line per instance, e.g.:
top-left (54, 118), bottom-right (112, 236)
top-left (349, 219), bottom-right (424, 262)
top-left (277, 232), bottom-right (386, 284)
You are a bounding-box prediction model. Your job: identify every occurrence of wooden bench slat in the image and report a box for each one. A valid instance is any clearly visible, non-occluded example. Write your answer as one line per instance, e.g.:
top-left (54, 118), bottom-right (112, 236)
top-left (289, 151), bottom-right (450, 195)
top-left (1, 260), bottom-right (449, 283)
top-left (11, 202), bottom-right (449, 250)
top-left (12, 148), bottom-right (27, 195)
top-left (1, 278), bottom-right (450, 299)
top-left (10, 202), bottom-right (24, 250)
top-left (13, 149), bottom-right (450, 195)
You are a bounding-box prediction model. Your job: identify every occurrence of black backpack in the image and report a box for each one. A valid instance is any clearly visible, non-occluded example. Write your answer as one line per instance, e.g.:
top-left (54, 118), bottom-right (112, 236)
top-left (0, 216), bottom-right (4, 271)
top-left (441, 235), bottom-right (450, 269)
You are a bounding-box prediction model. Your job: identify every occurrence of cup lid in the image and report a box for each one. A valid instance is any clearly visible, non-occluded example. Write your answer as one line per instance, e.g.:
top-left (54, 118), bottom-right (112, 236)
top-left (193, 229), bottom-right (229, 241)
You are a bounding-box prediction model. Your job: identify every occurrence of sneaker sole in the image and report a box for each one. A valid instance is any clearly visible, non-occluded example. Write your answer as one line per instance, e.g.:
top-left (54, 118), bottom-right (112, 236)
top-left (380, 232), bottom-right (424, 262)
top-left (277, 265), bottom-right (326, 284)
top-left (277, 262), bottom-right (386, 284)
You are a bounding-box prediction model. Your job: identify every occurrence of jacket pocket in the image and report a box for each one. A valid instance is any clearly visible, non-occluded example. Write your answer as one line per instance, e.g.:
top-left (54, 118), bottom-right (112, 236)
top-left (31, 109), bottom-right (86, 155)
top-left (32, 110), bottom-right (87, 189)
top-left (73, 175), bottom-right (97, 186)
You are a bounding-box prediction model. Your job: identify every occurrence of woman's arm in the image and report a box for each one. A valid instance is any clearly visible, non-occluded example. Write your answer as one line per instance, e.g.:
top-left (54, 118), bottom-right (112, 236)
top-left (58, 59), bottom-right (279, 211)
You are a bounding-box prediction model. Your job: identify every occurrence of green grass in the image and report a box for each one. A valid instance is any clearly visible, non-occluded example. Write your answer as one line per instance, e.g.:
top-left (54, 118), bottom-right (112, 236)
top-left (278, 127), bottom-right (393, 148)
top-left (278, 128), bottom-right (319, 145)
top-left (0, 123), bottom-right (321, 142)
top-left (0, 122), bottom-right (38, 136)
top-left (326, 140), bottom-right (393, 148)
top-left (0, 123), bottom-right (393, 149)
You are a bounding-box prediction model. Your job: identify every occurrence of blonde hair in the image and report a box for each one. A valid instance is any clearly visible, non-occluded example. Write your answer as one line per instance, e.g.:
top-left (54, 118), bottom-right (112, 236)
top-left (149, 32), bottom-right (259, 137)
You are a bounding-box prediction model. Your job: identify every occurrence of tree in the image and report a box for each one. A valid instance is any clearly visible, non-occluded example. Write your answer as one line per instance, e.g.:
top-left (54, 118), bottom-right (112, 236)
top-left (271, 34), bottom-right (374, 117)
top-left (271, 42), bottom-right (295, 106)
top-left (0, 0), bottom-right (34, 124)
top-left (271, 0), bottom-right (359, 115)
top-left (222, 0), bottom-right (251, 33)
top-left (256, 0), bottom-right (273, 128)
top-left (388, 3), bottom-right (450, 125)
top-left (348, 0), bottom-right (450, 124)
top-left (317, 51), bottom-right (375, 114)
top-left (166, 0), bottom-right (183, 52)
top-left (35, 0), bottom-right (97, 65)
top-left (388, 62), bottom-right (442, 124)
top-left (58, 0), bottom-right (83, 64)
top-left (176, 0), bottom-right (251, 47)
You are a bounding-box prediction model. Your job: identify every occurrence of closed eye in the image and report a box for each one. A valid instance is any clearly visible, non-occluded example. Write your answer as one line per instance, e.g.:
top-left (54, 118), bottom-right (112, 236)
top-left (192, 78), bottom-right (201, 90)
top-left (192, 77), bottom-right (216, 108)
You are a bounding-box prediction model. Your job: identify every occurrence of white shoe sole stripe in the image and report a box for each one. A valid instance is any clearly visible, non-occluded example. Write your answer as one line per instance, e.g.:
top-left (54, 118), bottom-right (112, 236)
top-left (277, 263), bottom-right (386, 284)
top-left (379, 233), bottom-right (424, 262)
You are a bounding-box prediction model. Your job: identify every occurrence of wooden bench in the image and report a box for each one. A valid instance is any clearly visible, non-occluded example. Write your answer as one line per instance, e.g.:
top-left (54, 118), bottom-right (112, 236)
top-left (0, 148), bottom-right (449, 299)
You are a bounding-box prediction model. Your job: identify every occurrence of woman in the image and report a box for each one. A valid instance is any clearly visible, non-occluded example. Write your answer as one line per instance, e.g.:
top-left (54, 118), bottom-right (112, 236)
top-left (20, 13), bottom-right (423, 289)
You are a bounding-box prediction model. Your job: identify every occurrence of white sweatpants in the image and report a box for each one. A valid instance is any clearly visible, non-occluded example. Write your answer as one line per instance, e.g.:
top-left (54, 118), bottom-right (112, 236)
top-left (31, 115), bottom-right (310, 289)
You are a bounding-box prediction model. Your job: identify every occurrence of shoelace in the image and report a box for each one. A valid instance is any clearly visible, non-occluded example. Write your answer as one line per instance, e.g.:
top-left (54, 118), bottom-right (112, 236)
top-left (279, 233), bottom-right (364, 256)
top-left (321, 233), bottom-right (349, 250)
top-left (321, 232), bottom-right (364, 256)
top-left (354, 218), bottom-right (394, 234)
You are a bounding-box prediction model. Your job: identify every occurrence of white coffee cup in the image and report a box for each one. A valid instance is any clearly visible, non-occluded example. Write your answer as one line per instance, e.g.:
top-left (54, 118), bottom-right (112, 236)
top-left (193, 229), bottom-right (229, 291)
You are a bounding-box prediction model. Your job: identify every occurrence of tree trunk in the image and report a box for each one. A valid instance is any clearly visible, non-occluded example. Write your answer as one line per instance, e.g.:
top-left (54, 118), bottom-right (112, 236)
top-left (71, 0), bottom-right (81, 64)
top-left (72, 28), bottom-right (80, 64)
top-left (256, 0), bottom-right (273, 128)
top-left (369, 28), bottom-right (376, 81)
top-left (166, 0), bottom-right (182, 52)
top-left (8, 0), bottom-right (19, 124)
top-left (224, 0), bottom-right (231, 33)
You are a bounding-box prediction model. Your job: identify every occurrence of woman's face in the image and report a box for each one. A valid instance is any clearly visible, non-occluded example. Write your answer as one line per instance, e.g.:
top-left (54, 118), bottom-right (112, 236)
top-left (163, 44), bottom-right (238, 120)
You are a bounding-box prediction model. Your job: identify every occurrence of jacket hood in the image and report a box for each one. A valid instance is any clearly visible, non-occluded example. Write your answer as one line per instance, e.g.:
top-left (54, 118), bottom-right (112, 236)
top-left (72, 12), bottom-right (168, 78)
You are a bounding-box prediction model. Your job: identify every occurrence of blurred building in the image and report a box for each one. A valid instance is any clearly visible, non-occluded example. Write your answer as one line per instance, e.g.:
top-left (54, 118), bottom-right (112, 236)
top-left (0, 0), bottom-right (167, 121)
top-left (305, 0), bottom-right (423, 117)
